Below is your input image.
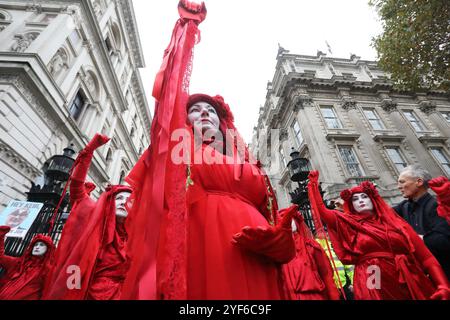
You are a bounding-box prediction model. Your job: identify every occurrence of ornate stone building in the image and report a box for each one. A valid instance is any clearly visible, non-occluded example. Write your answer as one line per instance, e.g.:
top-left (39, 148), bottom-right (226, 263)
top-left (252, 49), bottom-right (450, 209)
top-left (0, 0), bottom-right (151, 210)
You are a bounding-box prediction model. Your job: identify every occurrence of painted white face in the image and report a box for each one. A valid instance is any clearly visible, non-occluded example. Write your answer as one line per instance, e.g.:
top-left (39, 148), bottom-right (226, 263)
top-left (351, 192), bottom-right (374, 213)
top-left (187, 101), bottom-right (220, 135)
top-left (115, 191), bottom-right (132, 219)
top-left (32, 241), bottom-right (48, 257)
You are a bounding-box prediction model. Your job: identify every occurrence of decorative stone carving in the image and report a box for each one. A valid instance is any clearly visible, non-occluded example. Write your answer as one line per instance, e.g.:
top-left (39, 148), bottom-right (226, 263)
top-left (48, 48), bottom-right (69, 78)
top-left (381, 99), bottom-right (398, 113)
top-left (280, 128), bottom-right (288, 142)
top-left (0, 26), bottom-right (6, 32)
top-left (26, 4), bottom-right (43, 14)
top-left (293, 94), bottom-right (313, 111)
top-left (10, 32), bottom-right (39, 52)
top-left (418, 100), bottom-right (437, 115)
top-left (92, 0), bottom-right (103, 18)
top-left (341, 97), bottom-right (357, 110)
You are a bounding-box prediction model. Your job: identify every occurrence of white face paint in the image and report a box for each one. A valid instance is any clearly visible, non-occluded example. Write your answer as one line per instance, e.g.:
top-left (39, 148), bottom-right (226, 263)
top-left (32, 241), bottom-right (48, 257)
top-left (187, 101), bottom-right (220, 135)
top-left (115, 191), bottom-right (131, 219)
top-left (351, 192), bottom-right (374, 214)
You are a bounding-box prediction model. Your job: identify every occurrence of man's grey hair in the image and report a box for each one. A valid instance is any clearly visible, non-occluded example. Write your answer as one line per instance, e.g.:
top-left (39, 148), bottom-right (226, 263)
top-left (400, 164), bottom-right (432, 183)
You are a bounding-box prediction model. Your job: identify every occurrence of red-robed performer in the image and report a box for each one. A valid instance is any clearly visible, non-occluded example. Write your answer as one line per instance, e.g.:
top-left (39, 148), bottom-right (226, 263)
top-left (307, 170), bottom-right (450, 300)
top-left (428, 176), bottom-right (450, 225)
top-left (121, 0), bottom-right (296, 300)
top-left (282, 211), bottom-right (340, 300)
top-left (0, 226), bottom-right (55, 300)
top-left (42, 134), bottom-right (132, 300)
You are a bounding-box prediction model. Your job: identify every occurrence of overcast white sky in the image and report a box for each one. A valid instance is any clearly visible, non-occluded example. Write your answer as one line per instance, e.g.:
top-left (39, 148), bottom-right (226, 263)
top-left (132, 0), bottom-right (383, 142)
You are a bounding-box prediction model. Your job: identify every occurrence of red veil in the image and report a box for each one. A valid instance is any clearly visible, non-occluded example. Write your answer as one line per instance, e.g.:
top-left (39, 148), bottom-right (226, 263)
top-left (121, 1), bottom-right (207, 300)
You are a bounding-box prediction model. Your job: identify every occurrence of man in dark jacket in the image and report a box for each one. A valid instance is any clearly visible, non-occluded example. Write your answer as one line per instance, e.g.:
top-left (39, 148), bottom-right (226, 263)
top-left (394, 164), bottom-right (450, 280)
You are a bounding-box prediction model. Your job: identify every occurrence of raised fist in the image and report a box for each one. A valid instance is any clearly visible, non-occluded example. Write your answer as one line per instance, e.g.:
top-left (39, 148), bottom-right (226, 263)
top-left (178, 0), bottom-right (207, 23)
top-left (308, 170), bottom-right (319, 183)
top-left (0, 225), bottom-right (11, 235)
top-left (85, 133), bottom-right (110, 153)
top-left (428, 176), bottom-right (450, 194)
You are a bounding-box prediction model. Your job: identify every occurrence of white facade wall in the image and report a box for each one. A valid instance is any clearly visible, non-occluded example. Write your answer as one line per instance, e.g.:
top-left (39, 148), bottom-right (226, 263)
top-left (0, 0), bottom-right (152, 210)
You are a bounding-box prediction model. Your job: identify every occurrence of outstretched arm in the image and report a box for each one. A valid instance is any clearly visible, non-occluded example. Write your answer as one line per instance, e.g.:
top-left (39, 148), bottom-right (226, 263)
top-left (408, 226), bottom-right (449, 300)
top-left (307, 171), bottom-right (338, 229)
top-left (70, 134), bottom-right (110, 204)
top-left (0, 226), bottom-right (18, 271)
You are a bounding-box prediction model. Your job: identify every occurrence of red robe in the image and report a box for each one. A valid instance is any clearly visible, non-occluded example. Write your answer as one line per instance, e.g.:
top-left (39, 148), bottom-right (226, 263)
top-left (283, 215), bottom-right (340, 300)
top-left (43, 137), bottom-right (132, 300)
top-left (308, 177), bottom-right (438, 300)
top-left (429, 176), bottom-right (450, 225)
top-left (183, 143), bottom-right (288, 299)
top-left (0, 234), bottom-right (54, 300)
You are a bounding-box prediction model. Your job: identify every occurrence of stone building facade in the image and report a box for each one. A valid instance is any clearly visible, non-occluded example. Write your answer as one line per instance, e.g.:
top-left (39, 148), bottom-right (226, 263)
top-left (252, 49), bottom-right (450, 209)
top-left (0, 0), bottom-right (151, 210)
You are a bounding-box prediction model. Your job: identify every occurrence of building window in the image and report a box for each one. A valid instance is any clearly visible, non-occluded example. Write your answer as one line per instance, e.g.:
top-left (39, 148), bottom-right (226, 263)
top-left (430, 148), bottom-right (450, 176)
top-left (403, 110), bottom-right (426, 132)
top-left (321, 106), bottom-right (343, 129)
top-left (280, 148), bottom-right (287, 168)
top-left (338, 146), bottom-right (364, 177)
top-left (385, 147), bottom-right (407, 173)
top-left (106, 148), bottom-right (113, 165)
top-left (69, 91), bottom-right (85, 120)
top-left (440, 111), bottom-right (450, 124)
top-left (119, 170), bottom-right (126, 185)
top-left (130, 127), bottom-right (135, 138)
top-left (292, 120), bottom-right (304, 145)
top-left (364, 108), bottom-right (385, 130)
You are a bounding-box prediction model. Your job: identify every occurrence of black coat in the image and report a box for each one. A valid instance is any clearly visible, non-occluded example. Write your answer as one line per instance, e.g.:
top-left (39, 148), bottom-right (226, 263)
top-left (394, 193), bottom-right (450, 279)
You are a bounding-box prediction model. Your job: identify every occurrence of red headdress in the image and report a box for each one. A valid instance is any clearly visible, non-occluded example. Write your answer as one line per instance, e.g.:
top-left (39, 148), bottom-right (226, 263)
top-left (338, 181), bottom-right (415, 253)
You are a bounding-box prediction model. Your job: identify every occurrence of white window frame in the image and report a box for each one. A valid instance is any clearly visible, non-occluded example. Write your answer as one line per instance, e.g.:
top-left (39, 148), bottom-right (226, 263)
top-left (385, 146), bottom-right (408, 174)
top-left (430, 147), bottom-right (450, 176)
top-left (337, 145), bottom-right (365, 177)
top-left (292, 120), bottom-right (304, 146)
top-left (320, 105), bottom-right (343, 129)
top-left (363, 108), bottom-right (386, 130)
top-left (402, 110), bottom-right (427, 132)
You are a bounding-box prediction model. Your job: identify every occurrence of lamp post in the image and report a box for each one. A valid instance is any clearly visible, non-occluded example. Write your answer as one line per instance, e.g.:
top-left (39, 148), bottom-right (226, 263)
top-left (287, 148), bottom-right (323, 233)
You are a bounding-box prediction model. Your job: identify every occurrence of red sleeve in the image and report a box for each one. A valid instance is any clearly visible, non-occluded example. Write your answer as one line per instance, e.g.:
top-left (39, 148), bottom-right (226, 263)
top-left (308, 179), bottom-right (338, 229)
top-left (70, 150), bottom-right (94, 204)
top-left (0, 233), bottom-right (19, 271)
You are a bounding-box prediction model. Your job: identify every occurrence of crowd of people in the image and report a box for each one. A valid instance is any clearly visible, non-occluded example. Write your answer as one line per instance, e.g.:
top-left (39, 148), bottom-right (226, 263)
top-left (0, 0), bottom-right (449, 300)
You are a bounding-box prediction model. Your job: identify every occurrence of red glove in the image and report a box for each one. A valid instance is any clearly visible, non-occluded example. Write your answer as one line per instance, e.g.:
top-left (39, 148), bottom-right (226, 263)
top-left (428, 176), bottom-right (450, 223)
top-left (84, 133), bottom-right (110, 154)
top-left (424, 257), bottom-right (450, 300)
top-left (0, 226), bottom-right (11, 235)
top-left (232, 205), bottom-right (298, 263)
top-left (178, 0), bottom-right (207, 23)
top-left (308, 170), bottom-right (319, 184)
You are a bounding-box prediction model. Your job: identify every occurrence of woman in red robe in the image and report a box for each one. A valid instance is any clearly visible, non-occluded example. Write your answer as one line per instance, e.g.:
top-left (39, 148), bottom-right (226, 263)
top-left (121, 1), bottom-right (296, 300)
top-left (0, 226), bottom-right (55, 300)
top-left (307, 170), bottom-right (449, 300)
top-left (283, 211), bottom-right (340, 300)
top-left (429, 176), bottom-right (450, 225)
top-left (42, 134), bottom-right (132, 300)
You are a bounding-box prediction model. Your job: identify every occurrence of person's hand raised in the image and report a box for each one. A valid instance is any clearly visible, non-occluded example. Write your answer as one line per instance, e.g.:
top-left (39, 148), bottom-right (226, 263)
top-left (0, 225), bottom-right (11, 235)
top-left (85, 133), bottom-right (110, 153)
top-left (308, 170), bottom-right (319, 183)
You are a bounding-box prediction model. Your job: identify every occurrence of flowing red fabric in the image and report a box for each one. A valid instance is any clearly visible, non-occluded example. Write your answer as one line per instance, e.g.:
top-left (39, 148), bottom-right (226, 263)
top-left (429, 176), bottom-right (450, 224)
top-left (42, 139), bottom-right (132, 300)
top-left (282, 212), bottom-right (340, 300)
top-left (308, 173), bottom-right (438, 299)
top-left (121, 1), bottom-right (206, 300)
top-left (0, 233), bottom-right (55, 300)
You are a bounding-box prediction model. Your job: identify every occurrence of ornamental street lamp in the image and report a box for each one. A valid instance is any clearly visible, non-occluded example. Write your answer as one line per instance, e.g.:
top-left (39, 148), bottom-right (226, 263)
top-left (287, 148), bottom-right (324, 232)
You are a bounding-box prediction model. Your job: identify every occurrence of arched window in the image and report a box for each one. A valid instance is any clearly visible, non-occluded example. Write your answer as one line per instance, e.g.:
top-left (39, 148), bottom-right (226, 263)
top-left (130, 127), bottom-right (135, 138)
